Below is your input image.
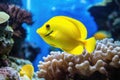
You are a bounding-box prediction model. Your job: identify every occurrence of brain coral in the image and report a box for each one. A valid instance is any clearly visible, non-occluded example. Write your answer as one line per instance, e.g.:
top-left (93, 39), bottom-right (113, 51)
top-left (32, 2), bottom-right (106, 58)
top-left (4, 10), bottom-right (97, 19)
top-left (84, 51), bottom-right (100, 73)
top-left (37, 38), bottom-right (120, 80)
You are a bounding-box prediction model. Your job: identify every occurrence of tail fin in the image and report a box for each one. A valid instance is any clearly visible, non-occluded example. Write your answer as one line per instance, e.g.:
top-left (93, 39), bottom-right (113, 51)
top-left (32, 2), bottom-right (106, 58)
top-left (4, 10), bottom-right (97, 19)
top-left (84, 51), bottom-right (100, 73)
top-left (85, 37), bottom-right (96, 53)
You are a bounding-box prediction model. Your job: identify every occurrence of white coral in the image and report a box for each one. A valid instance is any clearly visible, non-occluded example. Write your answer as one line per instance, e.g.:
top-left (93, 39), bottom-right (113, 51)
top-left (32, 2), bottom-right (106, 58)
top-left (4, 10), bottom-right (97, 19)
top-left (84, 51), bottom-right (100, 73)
top-left (37, 38), bottom-right (120, 80)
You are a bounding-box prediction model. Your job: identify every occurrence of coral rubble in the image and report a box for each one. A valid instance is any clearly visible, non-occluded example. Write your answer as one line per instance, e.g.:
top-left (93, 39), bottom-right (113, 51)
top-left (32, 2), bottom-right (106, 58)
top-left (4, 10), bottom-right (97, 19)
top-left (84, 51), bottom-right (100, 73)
top-left (37, 38), bottom-right (120, 80)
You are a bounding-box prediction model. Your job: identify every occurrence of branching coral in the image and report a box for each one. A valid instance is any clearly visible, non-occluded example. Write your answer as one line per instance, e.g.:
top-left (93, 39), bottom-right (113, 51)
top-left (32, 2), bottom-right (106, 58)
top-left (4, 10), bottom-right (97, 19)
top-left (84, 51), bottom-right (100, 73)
top-left (37, 38), bottom-right (120, 80)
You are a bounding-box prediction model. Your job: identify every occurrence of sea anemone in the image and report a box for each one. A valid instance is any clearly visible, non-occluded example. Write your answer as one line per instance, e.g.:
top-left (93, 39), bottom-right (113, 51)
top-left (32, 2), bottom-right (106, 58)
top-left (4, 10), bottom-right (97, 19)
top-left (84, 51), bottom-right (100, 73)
top-left (37, 38), bottom-right (120, 80)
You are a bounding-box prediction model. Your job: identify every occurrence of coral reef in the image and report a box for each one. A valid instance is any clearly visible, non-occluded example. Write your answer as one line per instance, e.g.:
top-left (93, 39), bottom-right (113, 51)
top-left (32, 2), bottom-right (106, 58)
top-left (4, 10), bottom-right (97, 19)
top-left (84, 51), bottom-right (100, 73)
top-left (89, 0), bottom-right (120, 40)
top-left (0, 3), bottom-right (32, 38)
top-left (9, 57), bottom-right (32, 70)
top-left (0, 3), bottom-right (34, 59)
top-left (37, 38), bottom-right (120, 80)
top-left (0, 3), bottom-right (37, 80)
top-left (0, 22), bottom-right (14, 67)
top-left (0, 26), bottom-right (14, 55)
top-left (9, 57), bottom-right (40, 80)
top-left (107, 11), bottom-right (120, 40)
top-left (19, 42), bottom-right (40, 61)
top-left (0, 67), bottom-right (20, 80)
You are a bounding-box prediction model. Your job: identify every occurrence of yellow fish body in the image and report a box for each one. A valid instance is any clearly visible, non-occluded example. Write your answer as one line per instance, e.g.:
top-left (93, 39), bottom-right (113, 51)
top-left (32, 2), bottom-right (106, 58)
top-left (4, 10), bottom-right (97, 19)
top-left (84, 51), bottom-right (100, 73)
top-left (37, 16), bottom-right (96, 55)
top-left (94, 30), bottom-right (111, 40)
top-left (19, 64), bottom-right (34, 80)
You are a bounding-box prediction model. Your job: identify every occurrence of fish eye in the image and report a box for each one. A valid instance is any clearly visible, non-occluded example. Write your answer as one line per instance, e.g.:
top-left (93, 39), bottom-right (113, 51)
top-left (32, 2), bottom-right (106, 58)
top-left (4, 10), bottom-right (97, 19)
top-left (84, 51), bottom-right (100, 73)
top-left (46, 24), bottom-right (50, 29)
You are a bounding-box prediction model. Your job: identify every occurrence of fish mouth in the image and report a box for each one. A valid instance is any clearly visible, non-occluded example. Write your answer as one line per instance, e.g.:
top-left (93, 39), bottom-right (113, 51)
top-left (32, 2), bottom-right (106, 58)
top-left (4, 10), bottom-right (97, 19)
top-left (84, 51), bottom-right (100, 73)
top-left (45, 30), bottom-right (53, 37)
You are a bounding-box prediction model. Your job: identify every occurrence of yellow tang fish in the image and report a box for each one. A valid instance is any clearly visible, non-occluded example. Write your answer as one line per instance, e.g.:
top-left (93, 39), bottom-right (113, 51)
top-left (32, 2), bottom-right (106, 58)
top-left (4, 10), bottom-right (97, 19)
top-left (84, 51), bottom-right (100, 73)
top-left (37, 16), bottom-right (96, 55)
top-left (94, 30), bottom-right (111, 40)
top-left (19, 64), bottom-right (34, 80)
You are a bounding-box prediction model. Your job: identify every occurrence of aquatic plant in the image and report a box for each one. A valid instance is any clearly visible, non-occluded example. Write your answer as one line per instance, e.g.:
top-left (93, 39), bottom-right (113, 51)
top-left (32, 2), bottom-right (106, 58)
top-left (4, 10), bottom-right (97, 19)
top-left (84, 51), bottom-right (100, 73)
top-left (37, 38), bottom-right (120, 80)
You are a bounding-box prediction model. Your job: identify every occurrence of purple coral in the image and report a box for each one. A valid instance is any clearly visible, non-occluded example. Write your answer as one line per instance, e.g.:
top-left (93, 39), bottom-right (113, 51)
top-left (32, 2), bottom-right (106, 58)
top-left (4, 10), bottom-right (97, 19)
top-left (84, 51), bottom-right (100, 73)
top-left (0, 67), bottom-right (20, 80)
top-left (0, 3), bottom-right (32, 38)
top-left (0, 4), bottom-right (33, 58)
top-left (37, 38), bottom-right (120, 80)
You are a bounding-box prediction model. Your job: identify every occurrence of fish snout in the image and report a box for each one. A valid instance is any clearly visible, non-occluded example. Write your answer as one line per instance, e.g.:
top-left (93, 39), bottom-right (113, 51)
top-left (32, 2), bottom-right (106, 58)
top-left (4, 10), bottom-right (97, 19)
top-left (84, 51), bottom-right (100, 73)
top-left (36, 28), bottom-right (44, 36)
top-left (36, 28), bottom-right (40, 34)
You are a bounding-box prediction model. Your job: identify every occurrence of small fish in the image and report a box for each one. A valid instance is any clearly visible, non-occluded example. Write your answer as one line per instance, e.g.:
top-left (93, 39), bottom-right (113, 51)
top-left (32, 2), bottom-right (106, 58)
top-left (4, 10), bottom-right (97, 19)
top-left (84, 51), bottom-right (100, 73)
top-left (94, 30), bottom-right (111, 40)
top-left (37, 16), bottom-right (96, 55)
top-left (19, 64), bottom-right (34, 80)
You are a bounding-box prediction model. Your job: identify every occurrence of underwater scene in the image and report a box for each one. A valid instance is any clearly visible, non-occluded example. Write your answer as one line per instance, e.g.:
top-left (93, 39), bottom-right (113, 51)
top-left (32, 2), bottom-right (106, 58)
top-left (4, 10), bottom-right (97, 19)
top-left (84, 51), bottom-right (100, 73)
top-left (0, 0), bottom-right (120, 80)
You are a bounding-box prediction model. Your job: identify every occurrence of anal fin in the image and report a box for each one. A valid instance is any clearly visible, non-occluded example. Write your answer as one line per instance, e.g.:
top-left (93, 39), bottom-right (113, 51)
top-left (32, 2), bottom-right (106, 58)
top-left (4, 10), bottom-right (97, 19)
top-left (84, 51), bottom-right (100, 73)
top-left (85, 37), bottom-right (96, 53)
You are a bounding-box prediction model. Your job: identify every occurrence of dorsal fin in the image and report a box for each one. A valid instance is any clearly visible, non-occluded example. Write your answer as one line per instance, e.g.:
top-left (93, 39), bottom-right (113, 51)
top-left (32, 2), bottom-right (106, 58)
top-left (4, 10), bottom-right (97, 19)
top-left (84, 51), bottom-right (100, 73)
top-left (59, 16), bottom-right (87, 39)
